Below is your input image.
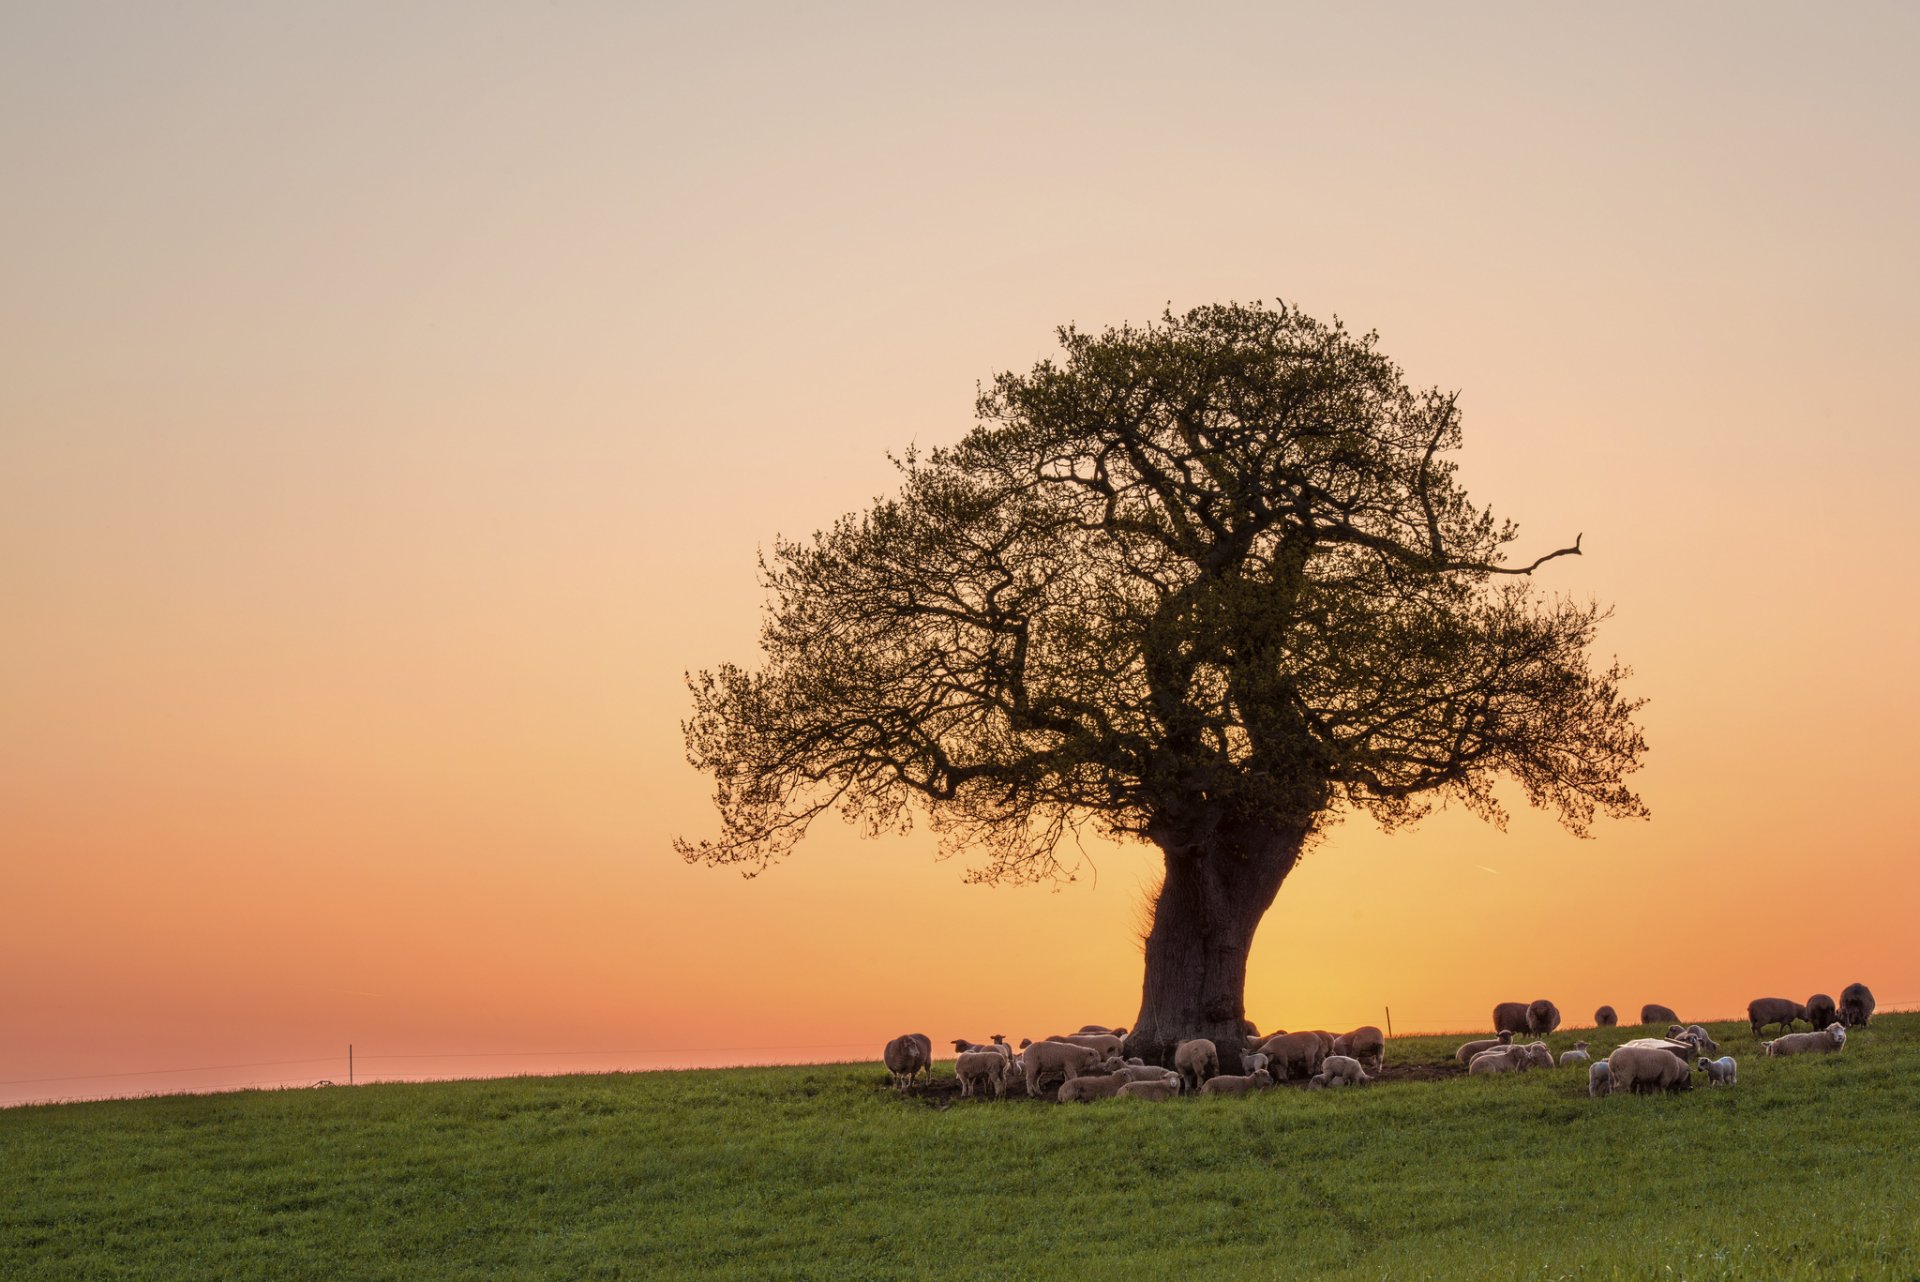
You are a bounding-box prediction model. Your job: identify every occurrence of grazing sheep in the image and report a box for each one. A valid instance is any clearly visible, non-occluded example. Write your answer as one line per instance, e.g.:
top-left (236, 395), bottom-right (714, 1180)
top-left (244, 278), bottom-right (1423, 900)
top-left (1492, 1002), bottom-right (1531, 1035)
top-left (1588, 1060), bottom-right (1614, 1097)
top-left (1020, 1040), bottom-right (1102, 1094)
top-left (1840, 983), bottom-right (1876, 1028)
top-left (1558, 1042), bottom-right (1591, 1067)
top-left (1455, 1031), bottom-right (1515, 1064)
top-left (1747, 998), bottom-right (1805, 1036)
top-left (1699, 1056), bottom-right (1738, 1086)
top-left (1199, 1069), bottom-right (1273, 1096)
top-left (1057, 1072), bottom-right (1130, 1103)
top-left (1608, 1045), bottom-right (1692, 1095)
top-left (1804, 994), bottom-right (1838, 1029)
top-left (1640, 1004), bottom-right (1680, 1026)
top-left (1681, 1026), bottom-right (1721, 1057)
top-left (1258, 1032), bottom-right (1327, 1081)
top-left (1764, 1024), bottom-right (1847, 1057)
top-left (1594, 1005), bottom-right (1618, 1027)
top-left (1527, 1000), bottom-right (1562, 1036)
top-left (883, 1034), bottom-right (931, 1090)
top-left (1175, 1039), bottom-right (1220, 1093)
top-left (955, 1051), bottom-right (1007, 1098)
top-left (1116, 1079), bottom-right (1179, 1102)
top-left (1332, 1026), bottom-right (1385, 1074)
top-left (1320, 1054), bottom-right (1372, 1086)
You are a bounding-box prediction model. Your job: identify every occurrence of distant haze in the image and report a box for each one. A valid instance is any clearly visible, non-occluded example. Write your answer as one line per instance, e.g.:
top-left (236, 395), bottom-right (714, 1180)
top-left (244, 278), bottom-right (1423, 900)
top-left (4, 3), bottom-right (1917, 1106)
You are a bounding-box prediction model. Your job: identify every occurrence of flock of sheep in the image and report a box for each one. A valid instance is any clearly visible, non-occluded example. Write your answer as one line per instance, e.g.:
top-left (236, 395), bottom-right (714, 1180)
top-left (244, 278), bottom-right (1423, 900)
top-left (878, 981), bottom-right (1879, 1105)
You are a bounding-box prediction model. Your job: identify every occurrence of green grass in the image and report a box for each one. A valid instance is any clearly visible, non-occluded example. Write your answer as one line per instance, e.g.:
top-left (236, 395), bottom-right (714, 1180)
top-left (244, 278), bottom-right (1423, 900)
top-left (3, 1015), bottom-right (1917, 1280)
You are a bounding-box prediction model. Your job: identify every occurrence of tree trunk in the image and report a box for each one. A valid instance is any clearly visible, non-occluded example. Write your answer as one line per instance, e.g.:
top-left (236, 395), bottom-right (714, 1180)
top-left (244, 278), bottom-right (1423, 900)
top-left (1125, 819), bottom-right (1306, 1074)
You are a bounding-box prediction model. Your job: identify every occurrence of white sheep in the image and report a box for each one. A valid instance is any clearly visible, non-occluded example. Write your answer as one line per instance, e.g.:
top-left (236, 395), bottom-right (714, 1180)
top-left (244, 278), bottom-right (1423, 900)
top-left (1242, 1051), bottom-right (1269, 1075)
top-left (1319, 1054), bottom-right (1372, 1086)
top-left (1588, 1060), bottom-right (1614, 1097)
top-left (1018, 1040), bottom-right (1102, 1094)
top-left (954, 1050), bottom-right (1007, 1098)
top-left (1175, 1038), bottom-right (1220, 1093)
top-left (1764, 1024), bottom-right (1847, 1057)
top-left (1558, 1042), bottom-right (1591, 1067)
top-left (1699, 1055), bottom-right (1737, 1086)
top-left (1057, 1071), bottom-right (1130, 1103)
top-left (1199, 1068), bottom-right (1272, 1096)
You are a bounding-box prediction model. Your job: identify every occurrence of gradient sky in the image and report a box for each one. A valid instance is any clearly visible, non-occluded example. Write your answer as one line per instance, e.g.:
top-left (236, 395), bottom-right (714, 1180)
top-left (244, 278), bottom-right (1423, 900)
top-left (4, 3), bottom-right (1917, 1107)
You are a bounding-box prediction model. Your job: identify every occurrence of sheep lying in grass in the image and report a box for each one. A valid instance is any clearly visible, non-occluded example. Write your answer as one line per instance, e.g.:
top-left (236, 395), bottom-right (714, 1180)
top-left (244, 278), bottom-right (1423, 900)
top-left (1764, 1024), bottom-right (1847, 1057)
top-left (1608, 1045), bottom-right (1691, 1095)
top-left (1558, 1042), bottom-right (1591, 1067)
top-left (1020, 1040), bottom-right (1102, 1094)
top-left (1332, 1026), bottom-right (1385, 1073)
top-left (1699, 1056), bottom-right (1738, 1086)
top-left (1455, 1032), bottom-right (1514, 1064)
top-left (1682, 1026), bottom-right (1720, 1057)
top-left (1116, 1079), bottom-right (1179, 1102)
top-left (1468, 1046), bottom-right (1529, 1075)
top-left (955, 1051), bottom-right (1007, 1098)
top-left (1199, 1069), bottom-right (1272, 1096)
top-left (1319, 1054), bottom-right (1371, 1086)
top-left (883, 1034), bottom-right (931, 1090)
top-left (1588, 1061), bottom-right (1614, 1097)
top-left (1175, 1039), bottom-right (1219, 1093)
top-left (1113, 1064), bottom-right (1181, 1087)
top-left (1058, 1072), bottom-right (1131, 1103)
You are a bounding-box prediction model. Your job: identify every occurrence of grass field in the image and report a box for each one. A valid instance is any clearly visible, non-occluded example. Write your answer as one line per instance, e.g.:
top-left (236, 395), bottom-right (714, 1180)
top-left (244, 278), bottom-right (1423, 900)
top-left (4, 1013), bottom-right (1917, 1281)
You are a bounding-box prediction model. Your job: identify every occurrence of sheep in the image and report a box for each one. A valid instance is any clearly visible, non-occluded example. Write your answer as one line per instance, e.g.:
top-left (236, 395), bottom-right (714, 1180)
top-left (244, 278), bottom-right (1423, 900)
top-left (1527, 1000), bottom-right (1562, 1036)
top-left (1114, 1064), bottom-right (1182, 1086)
top-left (1258, 1031), bottom-right (1327, 1081)
top-left (1607, 1044), bottom-right (1692, 1095)
top-left (1199, 1069), bottom-right (1273, 1096)
top-left (1640, 1004), bottom-right (1679, 1026)
top-left (1764, 1023), bottom-right (1847, 1057)
top-left (1020, 1039), bottom-right (1102, 1094)
top-left (1681, 1025), bottom-right (1721, 1058)
top-left (1521, 1042), bottom-right (1556, 1069)
top-left (883, 1034), bottom-right (930, 1090)
top-left (952, 1037), bottom-right (1015, 1061)
top-left (1747, 998), bottom-right (1805, 1036)
top-left (1588, 1060), bottom-right (1614, 1097)
top-left (1116, 1079), bottom-right (1179, 1102)
top-left (1618, 1037), bottom-right (1695, 1063)
top-left (1242, 1052), bottom-right (1269, 1075)
top-left (1699, 1056), bottom-right (1738, 1086)
top-left (1804, 993), bottom-right (1838, 1029)
top-left (1594, 1005), bottom-right (1619, 1027)
top-left (1492, 1002), bottom-right (1531, 1035)
top-left (955, 1051), bottom-right (1007, 1098)
top-left (1455, 1031), bottom-right (1515, 1064)
top-left (1175, 1038), bottom-right (1220, 1093)
top-left (1840, 983), bottom-right (1876, 1027)
top-left (1332, 1026), bottom-right (1385, 1074)
top-left (1057, 1072), bottom-right (1130, 1103)
top-left (1558, 1042), bottom-right (1591, 1067)
top-left (1032, 1033), bottom-right (1125, 1060)
top-left (1468, 1046), bottom-right (1527, 1075)
top-left (1320, 1054), bottom-right (1372, 1086)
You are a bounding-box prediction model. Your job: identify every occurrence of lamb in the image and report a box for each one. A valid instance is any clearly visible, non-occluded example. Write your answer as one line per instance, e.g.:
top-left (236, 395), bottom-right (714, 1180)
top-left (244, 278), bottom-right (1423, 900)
top-left (1527, 1000), bottom-right (1562, 1036)
top-left (1588, 1060), bottom-right (1614, 1097)
top-left (1681, 1025), bottom-right (1721, 1058)
top-left (883, 1034), bottom-right (931, 1090)
top-left (1558, 1042), bottom-right (1591, 1067)
top-left (1332, 1026), bottom-right (1385, 1074)
top-left (1242, 1052), bottom-right (1269, 1075)
top-left (1521, 1042), bottom-right (1556, 1069)
top-left (1840, 983), bottom-right (1876, 1027)
top-left (1747, 998), bottom-right (1805, 1036)
top-left (1607, 1044), bottom-right (1692, 1095)
top-left (1019, 1039), bottom-right (1102, 1094)
top-left (1319, 1054), bottom-right (1372, 1086)
top-left (1116, 1079), bottom-right (1179, 1102)
top-left (1057, 1072), bottom-right (1130, 1103)
top-left (1492, 1001), bottom-right (1531, 1035)
top-left (1618, 1037), bottom-right (1695, 1063)
top-left (1468, 1046), bottom-right (1528, 1075)
top-left (1174, 1038), bottom-right (1220, 1093)
top-left (1699, 1055), bottom-right (1738, 1086)
top-left (1199, 1069), bottom-right (1272, 1096)
top-left (1114, 1064), bottom-right (1182, 1086)
top-left (1594, 1005), bottom-right (1618, 1027)
top-left (1455, 1031), bottom-right (1515, 1064)
top-left (1764, 1023), bottom-right (1847, 1057)
top-left (1804, 993), bottom-right (1838, 1029)
top-left (1259, 1031), bottom-right (1327, 1081)
top-left (955, 1050), bottom-right (1007, 1098)
top-left (1640, 1004), bottom-right (1679, 1026)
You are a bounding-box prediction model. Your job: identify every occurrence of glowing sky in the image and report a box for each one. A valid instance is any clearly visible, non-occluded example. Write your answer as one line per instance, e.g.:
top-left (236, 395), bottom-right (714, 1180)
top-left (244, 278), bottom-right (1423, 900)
top-left (4, 3), bottom-right (1917, 1106)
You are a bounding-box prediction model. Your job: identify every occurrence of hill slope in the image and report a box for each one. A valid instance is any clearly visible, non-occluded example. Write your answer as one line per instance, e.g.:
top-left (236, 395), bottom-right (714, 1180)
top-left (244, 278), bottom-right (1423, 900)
top-left (3, 1014), bottom-right (1916, 1280)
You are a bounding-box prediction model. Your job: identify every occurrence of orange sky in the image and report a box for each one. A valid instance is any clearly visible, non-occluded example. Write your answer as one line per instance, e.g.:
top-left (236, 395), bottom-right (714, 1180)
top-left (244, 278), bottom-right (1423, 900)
top-left (4, 5), bottom-right (1918, 1106)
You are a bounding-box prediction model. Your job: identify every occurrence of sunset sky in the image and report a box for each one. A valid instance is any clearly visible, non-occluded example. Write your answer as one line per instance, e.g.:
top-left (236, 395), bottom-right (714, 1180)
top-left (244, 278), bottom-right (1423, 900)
top-left (4, 4), bottom-right (1917, 1107)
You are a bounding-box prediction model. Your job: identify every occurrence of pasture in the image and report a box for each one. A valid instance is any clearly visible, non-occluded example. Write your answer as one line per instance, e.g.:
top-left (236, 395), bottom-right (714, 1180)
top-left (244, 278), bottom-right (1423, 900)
top-left (3, 1013), bottom-right (1916, 1281)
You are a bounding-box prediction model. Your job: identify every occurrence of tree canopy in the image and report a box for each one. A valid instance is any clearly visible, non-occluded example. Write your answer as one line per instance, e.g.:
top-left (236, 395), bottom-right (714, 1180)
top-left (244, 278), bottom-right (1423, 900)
top-left (680, 300), bottom-right (1646, 884)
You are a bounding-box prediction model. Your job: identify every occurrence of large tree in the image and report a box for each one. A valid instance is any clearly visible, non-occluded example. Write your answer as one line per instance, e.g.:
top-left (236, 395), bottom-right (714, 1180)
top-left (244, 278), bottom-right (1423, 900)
top-left (678, 301), bottom-right (1647, 1065)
